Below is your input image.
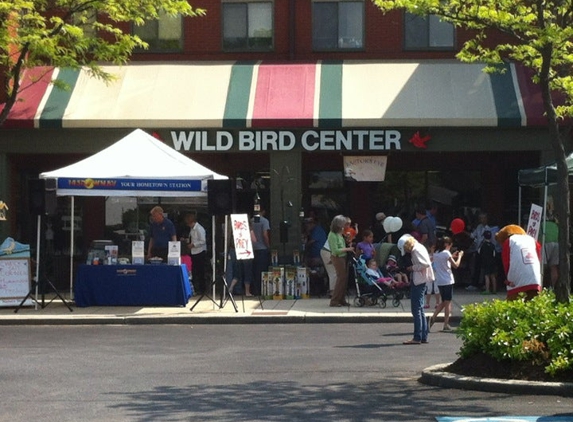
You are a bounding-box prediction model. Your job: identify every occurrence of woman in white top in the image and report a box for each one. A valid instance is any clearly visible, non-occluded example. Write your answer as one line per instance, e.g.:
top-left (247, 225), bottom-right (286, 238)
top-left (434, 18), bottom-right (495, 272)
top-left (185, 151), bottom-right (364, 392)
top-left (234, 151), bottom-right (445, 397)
top-left (429, 236), bottom-right (464, 331)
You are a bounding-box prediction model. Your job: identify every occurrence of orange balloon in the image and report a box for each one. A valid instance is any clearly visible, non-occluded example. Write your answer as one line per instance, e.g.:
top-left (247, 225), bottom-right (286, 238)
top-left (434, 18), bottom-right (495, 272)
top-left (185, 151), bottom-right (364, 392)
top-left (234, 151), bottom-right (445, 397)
top-left (344, 227), bottom-right (357, 240)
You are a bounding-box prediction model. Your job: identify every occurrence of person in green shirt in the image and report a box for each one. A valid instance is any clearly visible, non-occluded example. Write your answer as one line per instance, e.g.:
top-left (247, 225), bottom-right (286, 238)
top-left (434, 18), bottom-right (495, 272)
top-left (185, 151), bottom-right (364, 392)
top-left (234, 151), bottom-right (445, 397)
top-left (542, 218), bottom-right (559, 288)
top-left (327, 215), bottom-right (355, 307)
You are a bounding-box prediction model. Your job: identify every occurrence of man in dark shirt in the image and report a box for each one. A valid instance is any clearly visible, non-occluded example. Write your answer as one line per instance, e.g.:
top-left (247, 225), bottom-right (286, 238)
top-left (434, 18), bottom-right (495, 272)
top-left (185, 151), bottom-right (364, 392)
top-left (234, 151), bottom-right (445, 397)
top-left (415, 206), bottom-right (436, 251)
top-left (147, 206), bottom-right (177, 261)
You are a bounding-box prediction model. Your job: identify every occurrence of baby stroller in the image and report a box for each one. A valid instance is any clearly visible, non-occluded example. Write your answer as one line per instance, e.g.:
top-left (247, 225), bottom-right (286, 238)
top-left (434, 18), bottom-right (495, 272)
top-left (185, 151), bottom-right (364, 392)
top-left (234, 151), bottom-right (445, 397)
top-left (352, 256), bottom-right (406, 308)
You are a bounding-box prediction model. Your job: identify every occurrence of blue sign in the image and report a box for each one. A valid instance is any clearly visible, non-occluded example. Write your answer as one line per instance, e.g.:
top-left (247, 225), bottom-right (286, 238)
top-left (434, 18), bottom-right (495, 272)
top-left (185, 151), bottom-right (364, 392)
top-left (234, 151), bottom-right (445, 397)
top-left (57, 178), bottom-right (203, 192)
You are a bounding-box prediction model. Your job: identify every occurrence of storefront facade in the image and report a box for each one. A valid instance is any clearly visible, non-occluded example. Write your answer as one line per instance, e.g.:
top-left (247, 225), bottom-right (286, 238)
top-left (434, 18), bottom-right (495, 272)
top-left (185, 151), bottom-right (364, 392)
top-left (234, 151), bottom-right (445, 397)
top-left (0, 60), bottom-right (554, 268)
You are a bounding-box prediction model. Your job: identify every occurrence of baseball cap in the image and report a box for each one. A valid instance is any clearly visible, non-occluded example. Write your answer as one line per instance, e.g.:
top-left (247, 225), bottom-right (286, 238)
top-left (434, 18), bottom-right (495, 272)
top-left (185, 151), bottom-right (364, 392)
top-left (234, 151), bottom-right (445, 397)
top-left (397, 234), bottom-right (413, 256)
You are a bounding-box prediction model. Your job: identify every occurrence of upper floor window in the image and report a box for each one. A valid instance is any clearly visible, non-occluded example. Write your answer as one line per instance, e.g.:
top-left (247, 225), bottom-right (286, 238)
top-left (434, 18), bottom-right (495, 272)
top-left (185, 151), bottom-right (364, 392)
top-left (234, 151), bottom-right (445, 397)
top-left (133, 11), bottom-right (183, 52)
top-left (222, 1), bottom-right (273, 51)
top-left (312, 1), bottom-right (364, 51)
top-left (404, 13), bottom-right (454, 50)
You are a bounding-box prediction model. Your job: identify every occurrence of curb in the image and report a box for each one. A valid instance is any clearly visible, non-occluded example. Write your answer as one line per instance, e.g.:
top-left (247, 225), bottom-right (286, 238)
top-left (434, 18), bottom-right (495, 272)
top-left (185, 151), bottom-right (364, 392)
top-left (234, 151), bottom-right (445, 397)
top-left (0, 312), bottom-right (466, 326)
top-left (0, 314), bottom-right (422, 326)
top-left (421, 363), bottom-right (573, 397)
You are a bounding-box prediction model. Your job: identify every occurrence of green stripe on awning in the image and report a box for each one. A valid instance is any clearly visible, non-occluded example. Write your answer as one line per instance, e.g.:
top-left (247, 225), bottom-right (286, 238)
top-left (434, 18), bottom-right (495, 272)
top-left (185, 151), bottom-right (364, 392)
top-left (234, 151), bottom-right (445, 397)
top-left (223, 61), bottom-right (256, 128)
top-left (39, 68), bottom-right (80, 129)
top-left (490, 63), bottom-right (522, 127)
top-left (318, 61), bottom-right (343, 128)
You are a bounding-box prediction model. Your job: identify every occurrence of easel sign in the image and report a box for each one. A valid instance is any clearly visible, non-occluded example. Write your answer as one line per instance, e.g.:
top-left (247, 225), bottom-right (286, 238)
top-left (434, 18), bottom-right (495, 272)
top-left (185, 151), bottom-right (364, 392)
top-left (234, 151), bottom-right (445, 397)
top-left (0, 258), bottom-right (33, 307)
top-left (526, 203), bottom-right (543, 240)
top-left (230, 214), bottom-right (253, 260)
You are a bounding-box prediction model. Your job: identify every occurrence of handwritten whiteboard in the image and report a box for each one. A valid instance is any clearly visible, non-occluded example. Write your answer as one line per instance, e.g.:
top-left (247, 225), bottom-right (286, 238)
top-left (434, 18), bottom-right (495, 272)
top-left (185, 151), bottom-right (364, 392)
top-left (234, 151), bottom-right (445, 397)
top-left (0, 258), bottom-right (32, 307)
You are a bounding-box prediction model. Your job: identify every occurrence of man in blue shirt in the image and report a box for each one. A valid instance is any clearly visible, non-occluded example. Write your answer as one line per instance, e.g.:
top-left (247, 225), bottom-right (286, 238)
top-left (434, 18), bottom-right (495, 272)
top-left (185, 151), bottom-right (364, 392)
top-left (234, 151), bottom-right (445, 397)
top-left (147, 206), bottom-right (177, 261)
top-left (304, 217), bottom-right (327, 267)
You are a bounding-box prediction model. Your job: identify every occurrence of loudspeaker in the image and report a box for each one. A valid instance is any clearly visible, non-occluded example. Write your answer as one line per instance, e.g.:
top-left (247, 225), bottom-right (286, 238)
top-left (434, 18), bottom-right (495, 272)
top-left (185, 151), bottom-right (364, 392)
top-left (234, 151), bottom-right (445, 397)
top-left (28, 178), bottom-right (58, 216)
top-left (44, 178), bottom-right (57, 216)
top-left (207, 179), bottom-right (234, 215)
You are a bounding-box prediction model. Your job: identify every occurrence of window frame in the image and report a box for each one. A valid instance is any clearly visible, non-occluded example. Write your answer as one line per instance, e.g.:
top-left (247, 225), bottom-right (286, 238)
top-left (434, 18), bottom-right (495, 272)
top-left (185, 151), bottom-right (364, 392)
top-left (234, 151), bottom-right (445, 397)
top-left (312, 0), bottom-right (365, 52)
top-left (403, 12), bottom-right (455, 51)
top-left (132, 12), bottom-right (184, 53)
top-left (221, 0), bottom-right (274, 52)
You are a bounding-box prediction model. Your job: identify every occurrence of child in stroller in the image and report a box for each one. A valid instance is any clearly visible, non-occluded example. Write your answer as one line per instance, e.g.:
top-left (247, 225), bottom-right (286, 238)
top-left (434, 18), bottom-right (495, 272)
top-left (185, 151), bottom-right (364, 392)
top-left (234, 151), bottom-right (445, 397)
top-left (352, 256), bottom-right (408, 307)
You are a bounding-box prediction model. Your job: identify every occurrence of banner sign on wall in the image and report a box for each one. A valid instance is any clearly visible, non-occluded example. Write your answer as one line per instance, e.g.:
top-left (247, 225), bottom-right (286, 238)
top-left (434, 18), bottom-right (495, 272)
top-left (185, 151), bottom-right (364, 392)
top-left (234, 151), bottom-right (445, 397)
top-left (343, 156), bottom-right (388, 182)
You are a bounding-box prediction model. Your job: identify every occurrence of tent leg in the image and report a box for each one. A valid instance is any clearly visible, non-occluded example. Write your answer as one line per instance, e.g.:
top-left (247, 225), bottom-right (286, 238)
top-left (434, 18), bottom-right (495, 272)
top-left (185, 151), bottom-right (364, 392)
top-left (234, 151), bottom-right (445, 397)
top-left (70, 196), bottom-right (75, 300)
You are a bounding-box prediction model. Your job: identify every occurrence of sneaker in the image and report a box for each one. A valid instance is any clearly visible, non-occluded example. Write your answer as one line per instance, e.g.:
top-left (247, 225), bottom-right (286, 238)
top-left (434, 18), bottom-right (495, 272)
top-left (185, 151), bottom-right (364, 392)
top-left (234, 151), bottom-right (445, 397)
top-left (465, 285), bottom-right (479, 291)
top-left (442, 325), bottom-right (452, 332)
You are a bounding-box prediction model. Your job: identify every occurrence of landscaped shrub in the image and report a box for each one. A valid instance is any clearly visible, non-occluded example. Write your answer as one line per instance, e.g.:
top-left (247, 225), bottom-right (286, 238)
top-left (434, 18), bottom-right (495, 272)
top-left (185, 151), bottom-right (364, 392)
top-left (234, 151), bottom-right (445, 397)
top-left (457, 290), bottom-right (573, 377)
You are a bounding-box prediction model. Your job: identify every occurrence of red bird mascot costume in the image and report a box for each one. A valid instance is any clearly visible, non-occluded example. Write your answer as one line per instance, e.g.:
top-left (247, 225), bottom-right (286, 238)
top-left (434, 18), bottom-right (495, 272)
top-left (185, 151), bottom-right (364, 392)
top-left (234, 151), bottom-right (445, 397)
top-left (495, 224), bottom-right (542, 301)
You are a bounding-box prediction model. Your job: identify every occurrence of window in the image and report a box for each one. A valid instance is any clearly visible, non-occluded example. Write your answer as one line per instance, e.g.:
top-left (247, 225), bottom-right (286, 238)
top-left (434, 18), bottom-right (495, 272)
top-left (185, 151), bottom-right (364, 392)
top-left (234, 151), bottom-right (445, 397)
top-left (404, 13), bottom-right (454, 50)
top-left (222, 2), bottom-right (273, 51)
top-left (313, 1), bottom-right (364, 50)
top-left (133, 11), bottom-right (183, 52)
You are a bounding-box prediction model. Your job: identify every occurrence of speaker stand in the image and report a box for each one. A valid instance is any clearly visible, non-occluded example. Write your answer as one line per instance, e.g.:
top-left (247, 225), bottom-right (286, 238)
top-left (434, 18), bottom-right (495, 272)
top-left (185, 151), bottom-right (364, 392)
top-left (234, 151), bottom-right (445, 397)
top-left (189, 274), bottom-right (238, 312)
top-left (15, 215), bottom-right (73, 313)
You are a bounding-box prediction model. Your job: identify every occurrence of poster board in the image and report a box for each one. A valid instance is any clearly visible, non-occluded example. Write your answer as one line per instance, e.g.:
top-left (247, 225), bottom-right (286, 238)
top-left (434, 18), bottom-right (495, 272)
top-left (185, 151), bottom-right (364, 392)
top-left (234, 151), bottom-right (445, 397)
top-left (0, 258), bottom-right (32, 307)
top-left (526, 203), bottom-right (543, 240)
top-left (230, 214), bottom-right (253, 260)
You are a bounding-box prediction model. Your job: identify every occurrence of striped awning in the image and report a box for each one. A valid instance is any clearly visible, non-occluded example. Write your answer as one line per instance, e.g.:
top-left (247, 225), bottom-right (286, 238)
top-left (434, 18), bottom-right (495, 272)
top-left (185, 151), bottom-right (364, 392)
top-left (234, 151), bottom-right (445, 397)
top-left (3, 60), bottom-right (548, 129)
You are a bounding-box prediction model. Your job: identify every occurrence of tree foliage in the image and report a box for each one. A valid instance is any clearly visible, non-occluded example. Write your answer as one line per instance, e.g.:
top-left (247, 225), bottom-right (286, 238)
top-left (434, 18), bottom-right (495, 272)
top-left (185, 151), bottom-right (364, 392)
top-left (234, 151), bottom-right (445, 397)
top-left (372, 0), bottom-right (572, 303)
top-left (0, 0), bottom-right (205, 124)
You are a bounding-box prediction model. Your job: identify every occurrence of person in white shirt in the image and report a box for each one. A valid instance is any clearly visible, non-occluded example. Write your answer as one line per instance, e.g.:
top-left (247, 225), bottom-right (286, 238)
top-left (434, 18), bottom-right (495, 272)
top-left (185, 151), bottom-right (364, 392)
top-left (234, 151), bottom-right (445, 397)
top-left (183, 213), bottom-right (207, 294)
top-left (398, 234), bottom-right (435, 345)
top-left (429, 237), bottom-right (464, 332)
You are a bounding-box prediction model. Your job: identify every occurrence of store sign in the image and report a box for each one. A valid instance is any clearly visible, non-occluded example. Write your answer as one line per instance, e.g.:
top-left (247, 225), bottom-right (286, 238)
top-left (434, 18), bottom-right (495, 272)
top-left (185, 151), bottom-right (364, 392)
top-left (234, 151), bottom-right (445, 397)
top-left (170, 129), bottom-right (402, 152)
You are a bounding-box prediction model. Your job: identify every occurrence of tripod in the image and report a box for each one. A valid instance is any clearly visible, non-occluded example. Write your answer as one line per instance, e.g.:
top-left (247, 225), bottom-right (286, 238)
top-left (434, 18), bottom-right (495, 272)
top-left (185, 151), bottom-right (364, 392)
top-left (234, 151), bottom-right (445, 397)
top-left (189, 273), bottom-right (238, 312)
top-left (14, 215), bottom-right (73, 313)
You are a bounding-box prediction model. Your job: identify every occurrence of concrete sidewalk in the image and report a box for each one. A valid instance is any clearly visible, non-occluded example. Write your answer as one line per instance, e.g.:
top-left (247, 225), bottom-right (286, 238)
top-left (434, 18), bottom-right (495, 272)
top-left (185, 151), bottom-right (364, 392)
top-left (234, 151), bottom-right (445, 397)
top-left (0, 287), bottom-right (499, 325)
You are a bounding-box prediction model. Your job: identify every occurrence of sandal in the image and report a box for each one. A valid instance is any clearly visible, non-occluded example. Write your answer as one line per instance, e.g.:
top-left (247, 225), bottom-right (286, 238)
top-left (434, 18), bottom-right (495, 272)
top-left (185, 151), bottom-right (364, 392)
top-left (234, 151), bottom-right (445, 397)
top-left (402, 339), bottom-right (421, 345)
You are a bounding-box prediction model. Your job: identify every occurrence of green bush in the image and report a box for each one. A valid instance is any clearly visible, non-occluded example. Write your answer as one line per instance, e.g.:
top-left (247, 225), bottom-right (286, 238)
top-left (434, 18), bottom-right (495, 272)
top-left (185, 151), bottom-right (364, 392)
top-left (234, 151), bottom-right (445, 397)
top-left (457, 290), bottom-right (573, 376)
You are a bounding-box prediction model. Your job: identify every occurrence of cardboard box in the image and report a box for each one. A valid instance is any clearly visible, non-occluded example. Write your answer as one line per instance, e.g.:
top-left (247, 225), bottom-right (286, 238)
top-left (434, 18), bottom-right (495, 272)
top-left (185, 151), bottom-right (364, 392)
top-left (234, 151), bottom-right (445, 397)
top-left (292, 249), bottom-right (300, 266)
top-left (261, 271), bottom-right (273, 300)
top-left (285, 265), bottom-right (297, 299)
top-left (297, 267), bottom-right (310, 298)
top-left (270, 266), bottom-right (284, 300)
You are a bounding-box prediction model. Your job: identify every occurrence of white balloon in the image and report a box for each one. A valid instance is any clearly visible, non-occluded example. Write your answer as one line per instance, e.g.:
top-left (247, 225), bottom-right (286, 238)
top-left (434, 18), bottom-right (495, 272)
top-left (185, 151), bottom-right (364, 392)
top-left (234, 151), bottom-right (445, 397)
top-left (383, 216), bottom-right (394, 232)
top-left (389, 216), bottom-right (403, 233)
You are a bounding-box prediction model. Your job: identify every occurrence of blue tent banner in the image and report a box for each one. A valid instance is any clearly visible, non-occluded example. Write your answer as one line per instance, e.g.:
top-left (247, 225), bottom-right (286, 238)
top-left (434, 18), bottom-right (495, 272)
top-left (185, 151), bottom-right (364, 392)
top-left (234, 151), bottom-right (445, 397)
top-left (57, 178), bottom-right (203, 193)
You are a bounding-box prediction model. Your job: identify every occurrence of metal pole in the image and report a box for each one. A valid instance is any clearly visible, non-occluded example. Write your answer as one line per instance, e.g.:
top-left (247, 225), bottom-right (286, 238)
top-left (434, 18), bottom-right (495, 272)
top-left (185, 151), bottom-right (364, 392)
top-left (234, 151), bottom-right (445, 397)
top-left (212, 214), bottom-right (216, 309)
top-left (70, 196), bottom-right (75, 300)
top-left (34, 215), bottom-right (41, 310)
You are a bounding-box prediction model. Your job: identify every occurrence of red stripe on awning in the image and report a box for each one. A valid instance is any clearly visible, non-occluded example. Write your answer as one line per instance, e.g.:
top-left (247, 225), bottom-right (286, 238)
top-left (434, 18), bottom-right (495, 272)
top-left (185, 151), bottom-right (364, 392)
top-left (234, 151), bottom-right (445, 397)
top-left (4, 67), bottom-right (54, 129)
top-left (514, 65), bottom-right (567, 127)
top-left (252, 63), bottom-right (316, 128)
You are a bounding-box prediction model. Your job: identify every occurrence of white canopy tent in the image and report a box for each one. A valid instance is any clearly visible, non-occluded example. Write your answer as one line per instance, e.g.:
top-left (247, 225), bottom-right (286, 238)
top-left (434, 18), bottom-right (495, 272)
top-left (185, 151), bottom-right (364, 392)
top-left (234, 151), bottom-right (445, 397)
top-left (40, 129), bottom-right (228, 299)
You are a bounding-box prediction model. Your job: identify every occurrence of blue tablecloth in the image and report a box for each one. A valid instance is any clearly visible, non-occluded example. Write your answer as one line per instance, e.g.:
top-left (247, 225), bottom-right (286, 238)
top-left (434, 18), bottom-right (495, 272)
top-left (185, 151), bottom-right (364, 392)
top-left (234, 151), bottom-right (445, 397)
top-left (75, 264), bottom-right (192, 307)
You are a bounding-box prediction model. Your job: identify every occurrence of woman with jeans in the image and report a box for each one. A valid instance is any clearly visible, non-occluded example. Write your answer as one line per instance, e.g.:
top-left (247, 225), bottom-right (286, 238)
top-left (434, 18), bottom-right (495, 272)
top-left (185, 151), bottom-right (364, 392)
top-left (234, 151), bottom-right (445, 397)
top-left (398, 234), bottom-right (434, 344)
